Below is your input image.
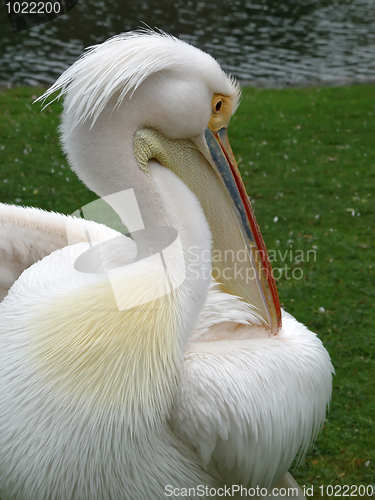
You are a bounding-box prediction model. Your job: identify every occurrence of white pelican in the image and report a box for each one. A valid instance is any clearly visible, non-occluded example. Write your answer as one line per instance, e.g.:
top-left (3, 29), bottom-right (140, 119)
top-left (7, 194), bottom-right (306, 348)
top-left (0, 31), bottom-right (333, 500)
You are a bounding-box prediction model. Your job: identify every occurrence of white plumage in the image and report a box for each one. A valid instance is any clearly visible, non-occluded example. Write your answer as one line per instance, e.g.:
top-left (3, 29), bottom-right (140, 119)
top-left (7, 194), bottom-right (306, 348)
top-left (0, 31), bottom-right (333, 500)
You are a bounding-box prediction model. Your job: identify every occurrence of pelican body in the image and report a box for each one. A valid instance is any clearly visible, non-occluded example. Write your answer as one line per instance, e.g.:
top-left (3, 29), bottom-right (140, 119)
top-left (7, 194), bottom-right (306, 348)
top-left (0, 32), bottom-right (333, 499)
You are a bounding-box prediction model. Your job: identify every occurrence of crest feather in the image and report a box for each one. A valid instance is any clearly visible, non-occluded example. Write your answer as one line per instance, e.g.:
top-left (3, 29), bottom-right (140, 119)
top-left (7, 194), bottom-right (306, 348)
top-left (36, 30), bottom-right (241, 129)
top-left (36, 31), bottom-right (206, 127)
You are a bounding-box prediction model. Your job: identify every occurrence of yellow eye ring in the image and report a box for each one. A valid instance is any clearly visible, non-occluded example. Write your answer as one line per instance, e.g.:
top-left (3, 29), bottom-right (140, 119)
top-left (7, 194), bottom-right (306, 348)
top-left (208, 94), bottom-right (233, 132)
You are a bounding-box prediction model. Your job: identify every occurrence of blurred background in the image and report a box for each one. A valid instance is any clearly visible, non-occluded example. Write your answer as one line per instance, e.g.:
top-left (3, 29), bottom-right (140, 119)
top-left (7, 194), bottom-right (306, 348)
top-left (1, 0), bottom-right (375, 87)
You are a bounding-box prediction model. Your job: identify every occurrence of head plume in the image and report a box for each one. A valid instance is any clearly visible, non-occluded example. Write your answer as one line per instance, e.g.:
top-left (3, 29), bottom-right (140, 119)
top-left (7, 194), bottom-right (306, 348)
top-left (37, 30), bottom-right (240, 129)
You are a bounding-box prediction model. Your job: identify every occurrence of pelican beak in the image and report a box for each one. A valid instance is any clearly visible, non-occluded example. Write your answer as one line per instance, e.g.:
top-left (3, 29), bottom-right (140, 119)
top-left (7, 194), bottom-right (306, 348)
top-left (133, 126), bottom-right (281, 333)
top-left (199, 127), bottom-right (282, 333)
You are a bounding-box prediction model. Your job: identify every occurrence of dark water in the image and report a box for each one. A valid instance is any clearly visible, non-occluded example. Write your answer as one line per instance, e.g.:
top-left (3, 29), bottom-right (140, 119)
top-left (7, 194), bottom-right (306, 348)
top-left (1, 0), bottom-right (375, 87)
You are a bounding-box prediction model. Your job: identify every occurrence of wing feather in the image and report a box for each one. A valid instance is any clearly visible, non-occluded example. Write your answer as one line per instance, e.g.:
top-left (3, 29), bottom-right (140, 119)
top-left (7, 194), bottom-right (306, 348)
top-left (0, 203), bottom-right (121, 301)
top-left (170, 299), bottom-right (333, 493)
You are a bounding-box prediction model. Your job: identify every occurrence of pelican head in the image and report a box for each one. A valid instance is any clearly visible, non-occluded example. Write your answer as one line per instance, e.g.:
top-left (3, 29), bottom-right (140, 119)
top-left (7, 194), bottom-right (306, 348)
top-left (41, 30), bottom-right (281, 334)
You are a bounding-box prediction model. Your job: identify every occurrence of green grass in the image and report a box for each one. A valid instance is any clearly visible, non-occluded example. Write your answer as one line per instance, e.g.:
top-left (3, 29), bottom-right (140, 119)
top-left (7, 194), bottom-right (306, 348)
top-left (1, 85), bottom-right (375, 498)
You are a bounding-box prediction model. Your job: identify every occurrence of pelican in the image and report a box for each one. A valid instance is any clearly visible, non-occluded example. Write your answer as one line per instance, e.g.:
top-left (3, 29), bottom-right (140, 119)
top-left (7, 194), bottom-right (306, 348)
top-left (0, 31), bottom-right (333, 499)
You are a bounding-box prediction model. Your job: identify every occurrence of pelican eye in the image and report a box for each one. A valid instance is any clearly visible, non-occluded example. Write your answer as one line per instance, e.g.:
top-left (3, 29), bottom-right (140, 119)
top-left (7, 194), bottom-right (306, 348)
top-left (208, 94), bottom-right (233, 132)
top-left (214, 99), bottom-right (223, 114)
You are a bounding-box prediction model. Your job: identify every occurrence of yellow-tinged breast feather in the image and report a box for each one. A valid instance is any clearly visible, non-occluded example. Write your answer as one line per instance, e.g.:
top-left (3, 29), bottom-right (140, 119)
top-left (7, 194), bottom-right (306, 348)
top-left (31, 264), bottom-right (181, 422)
